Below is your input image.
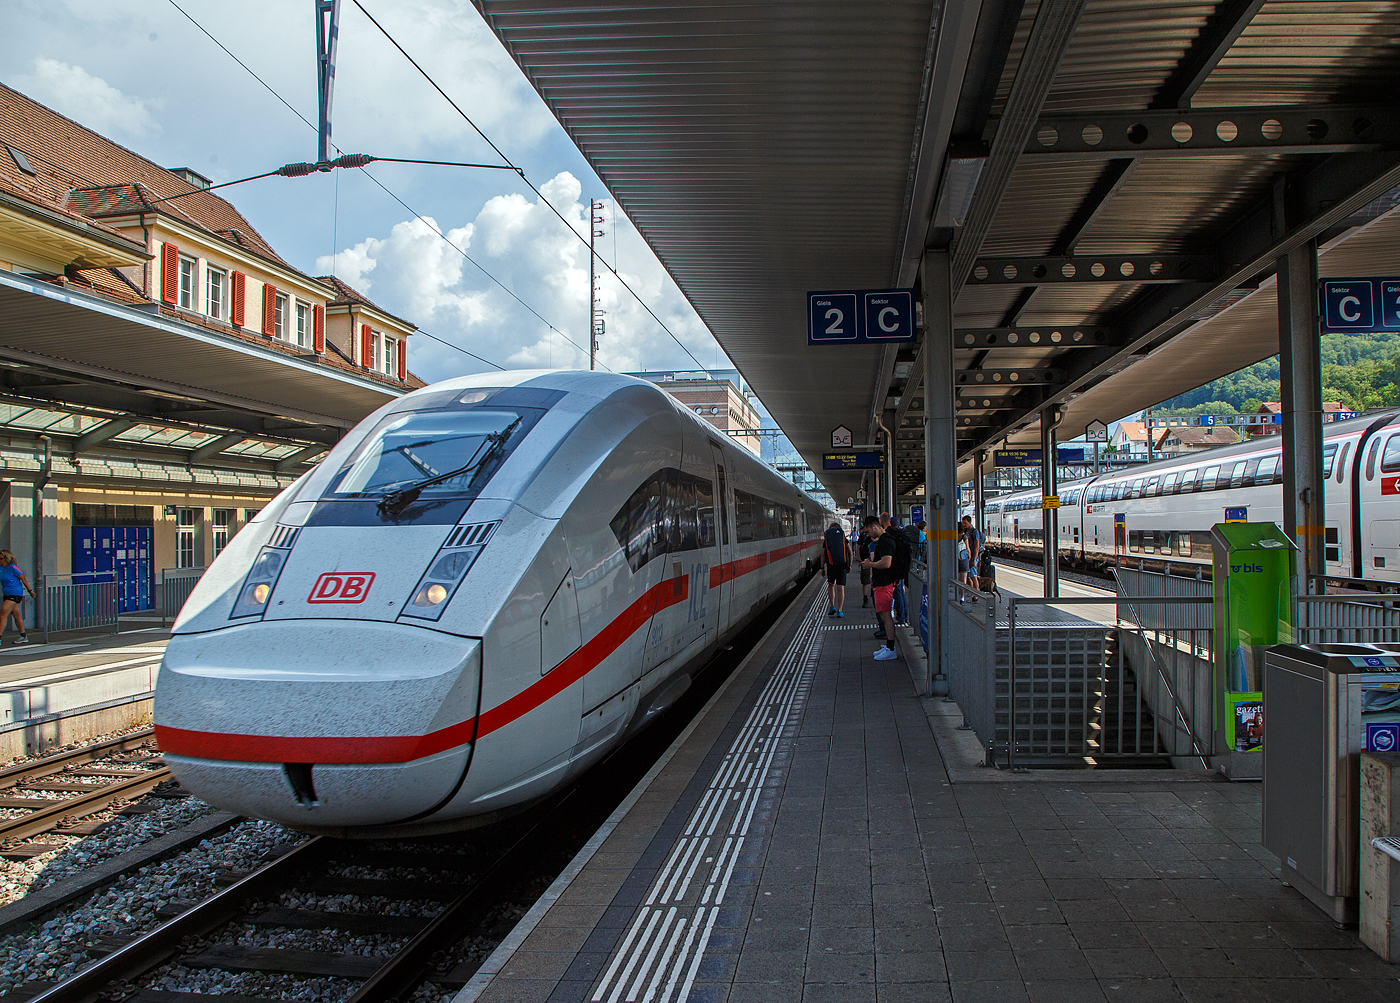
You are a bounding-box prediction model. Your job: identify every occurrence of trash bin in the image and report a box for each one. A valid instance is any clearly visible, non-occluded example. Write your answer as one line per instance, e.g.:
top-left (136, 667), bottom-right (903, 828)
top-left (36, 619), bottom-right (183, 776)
top-left (1262, 643), bottom-right (1400, 924)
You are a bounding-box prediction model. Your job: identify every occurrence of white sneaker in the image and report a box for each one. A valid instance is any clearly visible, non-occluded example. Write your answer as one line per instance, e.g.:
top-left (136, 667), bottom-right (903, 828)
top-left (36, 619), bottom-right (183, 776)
top-left (13, 635), bottom-right (30, 645)
top-left (873, 646), bottom-right (898, 661)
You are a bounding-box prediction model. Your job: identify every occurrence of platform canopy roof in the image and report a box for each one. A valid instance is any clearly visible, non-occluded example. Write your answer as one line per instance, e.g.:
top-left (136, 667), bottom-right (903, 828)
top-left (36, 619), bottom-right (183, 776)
top-left (474, 1), bottom-right (1400, 502)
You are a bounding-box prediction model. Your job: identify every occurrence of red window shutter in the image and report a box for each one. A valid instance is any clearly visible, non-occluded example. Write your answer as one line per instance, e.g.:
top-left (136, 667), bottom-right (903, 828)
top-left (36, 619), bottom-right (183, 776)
top-left (230, 271), bottom-right (246, 326)
top-left (160, 243), bottom-right (179, 304)
top-left (262, 284), bottom-right (277, 337)
top-left (313, 305), bottom-right (325, 353)
top-left (397, 338), bottom-right (407, 381)
top-left (362, 324), bottom-right (373, 369)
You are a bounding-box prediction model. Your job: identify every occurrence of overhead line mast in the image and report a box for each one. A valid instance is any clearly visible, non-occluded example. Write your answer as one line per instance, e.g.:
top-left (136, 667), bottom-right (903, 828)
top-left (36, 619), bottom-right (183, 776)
top-left (589, 199), bottom-right (605, 371)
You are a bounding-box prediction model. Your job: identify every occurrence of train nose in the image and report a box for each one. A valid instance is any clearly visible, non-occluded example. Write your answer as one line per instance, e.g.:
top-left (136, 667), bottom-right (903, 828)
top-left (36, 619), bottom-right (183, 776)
top-left (154, 620), bottom-right (480, 828)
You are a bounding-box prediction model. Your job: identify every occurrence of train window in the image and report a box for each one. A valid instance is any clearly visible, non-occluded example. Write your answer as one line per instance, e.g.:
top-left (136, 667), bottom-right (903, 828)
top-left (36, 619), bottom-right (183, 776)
top-left (1129, 478), bottom-right (1144, 499)
top-left (1228, 460), bottom-right (1248, 489)
top-left (1321, 443), bottom-right (1338, 478)
top-left (1161, 472), bottom-right (1178, 496)
top-left (1336, 442), bottom-right (1350, 483)
top-left (1142, 531), bottom-right (1155, 554)
top-left (1144, 476), bottom-right (1160, 497)
top-left (1256, 454), bottom-right (1281, 484)
top-left (325, 407), bottom-right (535, 516)
top-left (1177, 533), bottom-right (1192, 557)
top-left (1202, 465), bottom-right (1221, 491)
top-left (1367, 437), bottom-right (1383, 479)
top-left (1178, 469), bottom-right (1198, 494)
top-left (1241, 458), bottom-right (1260, 487)
top-left (1381, 434), bottom-right (1400, 474)
top-left (1129, 530), bottom-right (1141, 553)
top-left (611, 473), bottom-right (668, 573)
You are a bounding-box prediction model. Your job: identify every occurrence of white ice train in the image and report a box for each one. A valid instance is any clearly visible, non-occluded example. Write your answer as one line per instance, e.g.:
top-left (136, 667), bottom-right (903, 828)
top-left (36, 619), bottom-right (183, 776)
top-left (983, 410), bottom-right (1400, 583)
top-left (154, 371), bottom-right (830, 836)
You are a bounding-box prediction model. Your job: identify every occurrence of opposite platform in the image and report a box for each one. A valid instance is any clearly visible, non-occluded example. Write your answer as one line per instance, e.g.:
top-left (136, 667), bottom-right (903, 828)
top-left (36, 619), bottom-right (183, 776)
top-left (462, 577), bottom-right (1398, 1003)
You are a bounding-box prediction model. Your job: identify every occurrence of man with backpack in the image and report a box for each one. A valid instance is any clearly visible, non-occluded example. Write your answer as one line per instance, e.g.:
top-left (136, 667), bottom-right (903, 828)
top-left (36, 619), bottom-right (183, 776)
top-left (819, 521), bottom-right (852, 617)
top-left (859, 515), bottom-right (900, 661)
top-left (888, 518), bottom-right (918, 627)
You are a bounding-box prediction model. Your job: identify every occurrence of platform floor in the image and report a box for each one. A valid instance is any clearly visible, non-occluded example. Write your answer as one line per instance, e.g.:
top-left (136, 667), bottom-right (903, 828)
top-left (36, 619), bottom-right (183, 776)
top-left (463, 578), bottom-right (1397, 1003)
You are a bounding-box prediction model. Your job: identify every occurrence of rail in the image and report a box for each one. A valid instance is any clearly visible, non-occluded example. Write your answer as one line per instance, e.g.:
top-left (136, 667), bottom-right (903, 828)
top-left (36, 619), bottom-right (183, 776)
top-left (159, 566), bottom-right (207, 626)
top-left (1295, 592), bottom-right (1400, 644)
top-left (36, 574), bottom-right (120, 642)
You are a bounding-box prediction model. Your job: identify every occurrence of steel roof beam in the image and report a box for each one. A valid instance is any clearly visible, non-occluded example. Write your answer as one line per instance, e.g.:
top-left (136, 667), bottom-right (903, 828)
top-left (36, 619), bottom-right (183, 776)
top-left (969, 254), bottom-right (1215, 285)
top-left (1053, 158), bottom-right (1139, 256)
top-left (954, 327), bottom-right (1117, 349)
top-left (1019, 105), bottom-right (1396, 160)
top-left (74, 416), bottom-right (137, 453)
top-left (957, 368), bottom-right (1065, 386)
top-left (949, 0), bottom-right (1088, 295)
top-left (188, 433), bottom-right (247, 464)
top-left (274, 445), bottom-right (328, 473)
top-left (1151, 0), bottom-right (1267, 110)
top-left (963, 149), bottom-right (1400, 455)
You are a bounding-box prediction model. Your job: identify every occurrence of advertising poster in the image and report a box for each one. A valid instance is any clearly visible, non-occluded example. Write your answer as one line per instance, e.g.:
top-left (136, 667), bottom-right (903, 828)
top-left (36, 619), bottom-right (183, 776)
top-left (1226, 694), bottom-right (1263, 752)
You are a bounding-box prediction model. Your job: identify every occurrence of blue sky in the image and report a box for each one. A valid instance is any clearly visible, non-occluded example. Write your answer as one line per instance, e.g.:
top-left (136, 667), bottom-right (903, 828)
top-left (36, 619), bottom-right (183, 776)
top-left (0, 0), bottom-right (731, 382)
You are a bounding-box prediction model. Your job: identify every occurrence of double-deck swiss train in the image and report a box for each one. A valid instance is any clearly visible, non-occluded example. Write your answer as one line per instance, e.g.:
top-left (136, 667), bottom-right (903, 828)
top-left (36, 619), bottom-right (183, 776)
top-left (982, 410), bottom-right (1400, 583)
top-left (154, 371), bottom-right (831, 836)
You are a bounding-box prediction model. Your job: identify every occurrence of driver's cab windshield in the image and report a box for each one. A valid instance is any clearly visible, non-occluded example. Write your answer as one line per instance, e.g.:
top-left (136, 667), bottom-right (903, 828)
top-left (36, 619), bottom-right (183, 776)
top-left (327, 408), bottom-right (522, 500)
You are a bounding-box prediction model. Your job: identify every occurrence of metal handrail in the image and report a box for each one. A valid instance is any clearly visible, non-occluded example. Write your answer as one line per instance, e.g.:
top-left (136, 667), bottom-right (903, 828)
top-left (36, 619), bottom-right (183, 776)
top-left (1006, 594), bottom-right (1213, 769)
top-left (1108, 568), bottom-right (1210, 767)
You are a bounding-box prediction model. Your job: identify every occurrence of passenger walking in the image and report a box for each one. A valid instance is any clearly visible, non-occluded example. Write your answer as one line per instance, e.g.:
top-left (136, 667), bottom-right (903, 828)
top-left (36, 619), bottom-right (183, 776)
top-left (0, 551), bottom-right (35, 645)
top-left (962, 516), bottom-right (983, 591)
top-left (860, 516), bottom-right (900, 661)
top-left (820, 521), bottom-right (852, 617)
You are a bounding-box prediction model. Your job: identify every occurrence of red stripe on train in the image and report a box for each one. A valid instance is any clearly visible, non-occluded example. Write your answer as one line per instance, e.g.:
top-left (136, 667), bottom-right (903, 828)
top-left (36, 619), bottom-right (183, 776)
top-left (155, 538), bottom-right (813, 764)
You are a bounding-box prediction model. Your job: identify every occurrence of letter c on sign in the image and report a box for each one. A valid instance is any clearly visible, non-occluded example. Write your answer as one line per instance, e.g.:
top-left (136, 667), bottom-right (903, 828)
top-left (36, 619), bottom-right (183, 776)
top-left (879, 306), bottom-right (899, 333)
top-left (1340, 295), bottom-right (1362, 322)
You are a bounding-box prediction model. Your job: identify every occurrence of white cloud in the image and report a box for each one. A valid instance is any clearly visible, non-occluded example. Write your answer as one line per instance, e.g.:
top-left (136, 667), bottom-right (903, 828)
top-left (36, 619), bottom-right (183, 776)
top-left (14, 58), bottom-right (158, 139)
top-left (317, 172), bottom-right (723, 381)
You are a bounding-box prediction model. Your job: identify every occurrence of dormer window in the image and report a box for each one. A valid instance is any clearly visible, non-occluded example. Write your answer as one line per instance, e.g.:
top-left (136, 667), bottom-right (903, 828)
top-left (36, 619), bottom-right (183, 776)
top-left (206, 266), bottom-right (226, 320)
top-left (178, 256), bottom-right (196, 310)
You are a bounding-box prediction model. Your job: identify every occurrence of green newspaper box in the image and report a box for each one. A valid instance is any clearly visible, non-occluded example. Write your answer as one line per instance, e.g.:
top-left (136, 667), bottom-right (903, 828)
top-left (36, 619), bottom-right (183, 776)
top-left (1210, 522), bottom-right (1296, 778)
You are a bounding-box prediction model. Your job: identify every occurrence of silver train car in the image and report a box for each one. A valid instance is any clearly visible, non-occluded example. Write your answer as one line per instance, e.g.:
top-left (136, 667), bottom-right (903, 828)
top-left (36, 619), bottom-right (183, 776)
top-left (983, 410), bottom-right (1400, 583)
top-left (154, 371), bottom-right (831, 835)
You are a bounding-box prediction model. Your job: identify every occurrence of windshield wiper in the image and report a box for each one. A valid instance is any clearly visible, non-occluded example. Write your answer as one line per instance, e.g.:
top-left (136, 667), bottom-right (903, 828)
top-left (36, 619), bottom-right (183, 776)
top-left (376, 417), bottom-right (522, 519)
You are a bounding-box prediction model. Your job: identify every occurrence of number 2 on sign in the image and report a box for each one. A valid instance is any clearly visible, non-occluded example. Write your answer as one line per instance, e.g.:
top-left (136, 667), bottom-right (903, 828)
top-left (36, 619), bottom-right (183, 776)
top-left (825, 308), bottom-right (845, 335)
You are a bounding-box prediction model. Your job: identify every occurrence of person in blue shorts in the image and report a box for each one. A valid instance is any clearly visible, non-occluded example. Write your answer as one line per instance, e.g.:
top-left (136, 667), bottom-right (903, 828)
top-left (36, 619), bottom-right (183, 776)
top-left (0, 550), bottom-right (35, 645)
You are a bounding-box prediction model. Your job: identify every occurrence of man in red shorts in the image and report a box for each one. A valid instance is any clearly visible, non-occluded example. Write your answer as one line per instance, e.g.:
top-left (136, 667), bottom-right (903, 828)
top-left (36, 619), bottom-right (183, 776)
top-left (859, 515), bottom-right (899, 661)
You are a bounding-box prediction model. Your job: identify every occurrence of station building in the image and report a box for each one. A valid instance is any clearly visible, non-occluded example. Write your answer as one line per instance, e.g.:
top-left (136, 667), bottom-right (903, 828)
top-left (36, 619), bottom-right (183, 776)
top-left (626, 370), bottom-right (762, 455)
top-left (0, 84), bottom-right (421, 610)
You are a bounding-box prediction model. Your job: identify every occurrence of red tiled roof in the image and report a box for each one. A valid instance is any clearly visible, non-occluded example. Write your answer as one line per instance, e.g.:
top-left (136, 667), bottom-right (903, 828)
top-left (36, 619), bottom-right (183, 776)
top-left (0, 83), bottom-right (287, 266)
top-left (316, 275), bottom-right (417, 331)
top-left (0, 172), bottom-right (141, 248)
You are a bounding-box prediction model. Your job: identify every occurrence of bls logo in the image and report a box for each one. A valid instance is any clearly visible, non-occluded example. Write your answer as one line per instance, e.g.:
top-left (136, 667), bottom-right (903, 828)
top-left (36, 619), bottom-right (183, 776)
top-left (1229, 563), bottom-right (1263, 574)
top-left (308, 572), bottom-right (376, 604)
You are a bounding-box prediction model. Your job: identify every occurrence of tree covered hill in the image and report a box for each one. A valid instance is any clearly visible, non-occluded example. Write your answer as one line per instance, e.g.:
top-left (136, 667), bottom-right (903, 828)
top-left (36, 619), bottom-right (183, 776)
top-left (1156, 332), bottom-right (1400, 416)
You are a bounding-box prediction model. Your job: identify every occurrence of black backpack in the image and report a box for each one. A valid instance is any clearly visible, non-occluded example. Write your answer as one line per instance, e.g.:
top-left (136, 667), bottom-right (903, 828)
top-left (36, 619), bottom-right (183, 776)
top-left (892, 526), bottom-right (917, 578)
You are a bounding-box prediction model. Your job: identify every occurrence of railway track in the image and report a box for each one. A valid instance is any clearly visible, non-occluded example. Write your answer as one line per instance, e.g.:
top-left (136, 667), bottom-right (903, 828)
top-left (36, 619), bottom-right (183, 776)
top-left (0, 730), bottom-right (174, 848)
top-left (2, 577), bottom-right (812, 1003)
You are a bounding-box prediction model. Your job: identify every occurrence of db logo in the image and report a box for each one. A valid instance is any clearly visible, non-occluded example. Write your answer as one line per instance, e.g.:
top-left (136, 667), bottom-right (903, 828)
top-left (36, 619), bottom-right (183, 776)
top-left (308, 572), bottom-right (376, 604)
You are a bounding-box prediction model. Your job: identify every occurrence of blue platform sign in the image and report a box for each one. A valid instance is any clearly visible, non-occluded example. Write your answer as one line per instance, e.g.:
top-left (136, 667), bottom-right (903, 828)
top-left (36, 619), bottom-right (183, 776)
top-left (823, 451), bottom-right (883, 470)
top-left (1318, 277), bottom-right (1400, 332)
top-left (994, 447), bottom-right (1087, 467)
top-left (808, 289), bottom-right (916, 345)
top-left (1367, 722), bottom-right (1400, 754)
top-left (910, 504), bottom-right (924, 525)
top-left (1199, 414), bottom-right (1216, 426)
top-left (1225, 507), bottom-right (1248, 523)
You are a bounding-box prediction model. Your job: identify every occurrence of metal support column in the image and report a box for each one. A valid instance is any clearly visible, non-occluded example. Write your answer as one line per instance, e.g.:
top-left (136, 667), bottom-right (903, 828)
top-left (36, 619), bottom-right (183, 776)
top-left (1278, 238), bottom-right (1324, 588)
top-left (1040, 415), bottom-right (1060, 597)
top-left (923, 251), bottom-right (956, 696)
top-left (974, 449), bottom-right (987, 533)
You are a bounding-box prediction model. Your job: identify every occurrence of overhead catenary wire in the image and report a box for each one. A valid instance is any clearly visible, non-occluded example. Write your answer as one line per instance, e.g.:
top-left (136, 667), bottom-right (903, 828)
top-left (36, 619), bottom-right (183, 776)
top-left (165, 0), bottom-right (586, 372)
top-left (351, 0), bottom-right (713, 375)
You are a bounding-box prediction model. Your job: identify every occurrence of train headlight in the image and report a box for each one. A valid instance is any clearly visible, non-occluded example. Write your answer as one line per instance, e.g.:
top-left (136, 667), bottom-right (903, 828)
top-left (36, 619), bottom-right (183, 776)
top-left (230, 547), bottom-right (288, 619)
top-left (401, 546), bottom-right (481, 621)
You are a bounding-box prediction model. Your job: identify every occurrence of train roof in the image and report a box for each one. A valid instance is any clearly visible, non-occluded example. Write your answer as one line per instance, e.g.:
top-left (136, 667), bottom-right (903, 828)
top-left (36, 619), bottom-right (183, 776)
top-left (985, 408), bottom-right (1400, 505)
